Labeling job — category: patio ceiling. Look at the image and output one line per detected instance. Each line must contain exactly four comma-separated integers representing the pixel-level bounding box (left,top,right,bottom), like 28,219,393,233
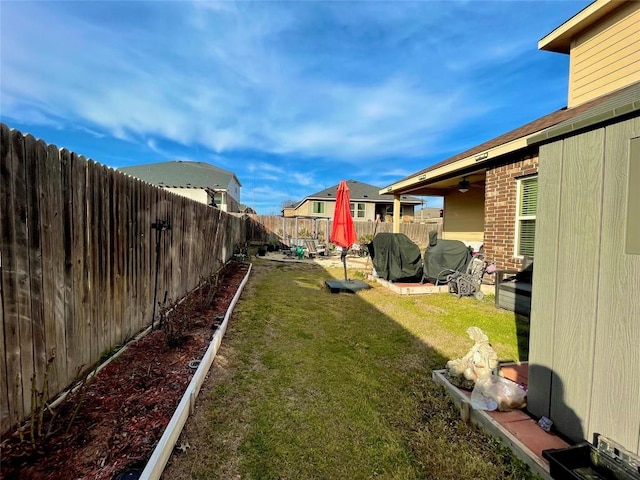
385,170,487,197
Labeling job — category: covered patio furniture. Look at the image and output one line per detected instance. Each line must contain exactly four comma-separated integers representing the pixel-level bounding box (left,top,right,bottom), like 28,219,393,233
422,231,472,284
369,233,423,283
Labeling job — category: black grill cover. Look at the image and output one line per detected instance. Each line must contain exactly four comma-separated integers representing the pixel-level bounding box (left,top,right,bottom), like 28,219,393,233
369,233,423,282
422,231,472,283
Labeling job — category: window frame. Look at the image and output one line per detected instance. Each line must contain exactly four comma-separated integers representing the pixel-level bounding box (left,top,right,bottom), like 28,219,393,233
514,175,538,258
350,202,366,219
312,201,325,214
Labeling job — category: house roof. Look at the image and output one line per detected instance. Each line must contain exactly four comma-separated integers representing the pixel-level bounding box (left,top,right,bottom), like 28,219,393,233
538,0,623,54
382,80,640,195
239,204,257,214
299,180,422,209
529,80,640,144
414,207,443,219
119,160,242,190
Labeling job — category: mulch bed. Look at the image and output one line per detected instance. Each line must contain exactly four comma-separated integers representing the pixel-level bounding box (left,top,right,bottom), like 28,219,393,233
0,261,250,480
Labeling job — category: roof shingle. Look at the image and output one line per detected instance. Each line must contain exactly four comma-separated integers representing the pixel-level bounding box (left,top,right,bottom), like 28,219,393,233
304,180,421,204
119,160,241,189
394,81,640,184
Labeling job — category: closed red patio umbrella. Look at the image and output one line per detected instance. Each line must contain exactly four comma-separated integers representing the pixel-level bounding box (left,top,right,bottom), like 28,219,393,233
330,180,358,281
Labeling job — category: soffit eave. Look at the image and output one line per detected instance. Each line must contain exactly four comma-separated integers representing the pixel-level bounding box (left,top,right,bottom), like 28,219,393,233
538,0,620,54
380,136,532,196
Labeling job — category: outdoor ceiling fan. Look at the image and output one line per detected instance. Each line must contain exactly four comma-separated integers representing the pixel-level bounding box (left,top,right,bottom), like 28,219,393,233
449,176,484,193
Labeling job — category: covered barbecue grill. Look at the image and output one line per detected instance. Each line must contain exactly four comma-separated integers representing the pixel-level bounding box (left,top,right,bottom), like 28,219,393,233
422,231,472,284
368,233,423,283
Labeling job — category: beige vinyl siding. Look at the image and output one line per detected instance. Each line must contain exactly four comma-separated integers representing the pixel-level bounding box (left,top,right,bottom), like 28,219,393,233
294,200,334,218
568,1,640,107
294,200,412,222
296,200,313,216
401,204,416,219
165,187,209,205
442,188,485,243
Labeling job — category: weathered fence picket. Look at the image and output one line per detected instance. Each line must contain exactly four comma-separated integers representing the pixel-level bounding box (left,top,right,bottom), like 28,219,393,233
247,214,442,248
1,121,442,434
0,124,247,434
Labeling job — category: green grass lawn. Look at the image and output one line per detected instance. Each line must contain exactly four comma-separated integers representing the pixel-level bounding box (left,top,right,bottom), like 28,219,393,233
162,259,536,480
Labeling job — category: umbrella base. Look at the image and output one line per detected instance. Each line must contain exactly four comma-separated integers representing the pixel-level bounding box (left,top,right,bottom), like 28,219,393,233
325,279,371,294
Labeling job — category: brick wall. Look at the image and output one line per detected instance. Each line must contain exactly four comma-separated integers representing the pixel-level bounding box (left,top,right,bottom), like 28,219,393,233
484,153,539,271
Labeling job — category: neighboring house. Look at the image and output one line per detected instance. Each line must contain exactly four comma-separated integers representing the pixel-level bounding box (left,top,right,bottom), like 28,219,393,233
281,202,297,218
119,160,242,213
383,0,640,455
239,204,257,214
286,180,422,222
381,0,639,272
414,207,443,222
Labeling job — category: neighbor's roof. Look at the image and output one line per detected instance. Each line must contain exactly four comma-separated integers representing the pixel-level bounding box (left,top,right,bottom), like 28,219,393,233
119,160,241,189
300,180,422,209
382,80,640,194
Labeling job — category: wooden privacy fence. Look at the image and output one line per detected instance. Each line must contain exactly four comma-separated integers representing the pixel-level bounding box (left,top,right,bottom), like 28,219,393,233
0,124,246,434
249,215,443,248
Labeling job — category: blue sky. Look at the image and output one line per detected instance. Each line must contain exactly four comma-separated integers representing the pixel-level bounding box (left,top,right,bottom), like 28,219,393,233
1,0,591,214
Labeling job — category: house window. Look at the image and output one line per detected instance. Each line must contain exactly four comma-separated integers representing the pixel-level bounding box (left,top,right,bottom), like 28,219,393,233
210,192,223,207
350,202,366,218
515,176,537,257
312,201,325,214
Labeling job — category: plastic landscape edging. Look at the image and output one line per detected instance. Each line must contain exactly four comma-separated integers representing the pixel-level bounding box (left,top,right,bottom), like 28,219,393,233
139,262,253,480
431,369,552,480
42,282,210,434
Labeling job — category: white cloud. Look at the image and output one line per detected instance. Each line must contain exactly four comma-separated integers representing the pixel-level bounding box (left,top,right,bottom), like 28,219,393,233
0,0,587,213
290,173,315,187
0,0,488,162
246,162,286,175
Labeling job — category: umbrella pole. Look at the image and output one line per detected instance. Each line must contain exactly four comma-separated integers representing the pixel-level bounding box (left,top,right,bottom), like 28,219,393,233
341,248,348,281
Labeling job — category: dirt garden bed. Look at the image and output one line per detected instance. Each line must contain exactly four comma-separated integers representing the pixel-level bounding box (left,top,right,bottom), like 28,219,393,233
0,261,250,480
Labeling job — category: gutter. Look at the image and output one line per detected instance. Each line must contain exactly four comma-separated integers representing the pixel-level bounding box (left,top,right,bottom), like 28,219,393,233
528,99,640,145
382,94,640,196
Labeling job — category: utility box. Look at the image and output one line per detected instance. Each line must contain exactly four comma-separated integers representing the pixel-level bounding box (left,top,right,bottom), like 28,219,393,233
543,434,640,480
